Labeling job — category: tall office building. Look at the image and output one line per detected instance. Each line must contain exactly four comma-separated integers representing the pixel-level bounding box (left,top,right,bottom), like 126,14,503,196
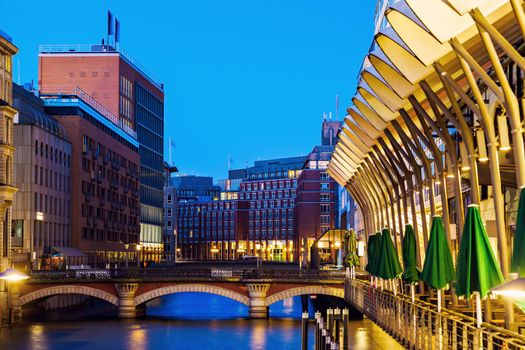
38,42,165,262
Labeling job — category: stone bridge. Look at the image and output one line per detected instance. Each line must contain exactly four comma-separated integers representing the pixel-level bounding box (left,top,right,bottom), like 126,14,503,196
13,268,345,320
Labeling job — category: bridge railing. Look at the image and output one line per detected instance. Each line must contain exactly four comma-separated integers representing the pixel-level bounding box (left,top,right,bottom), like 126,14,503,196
345,278,525,350
29,268,347,283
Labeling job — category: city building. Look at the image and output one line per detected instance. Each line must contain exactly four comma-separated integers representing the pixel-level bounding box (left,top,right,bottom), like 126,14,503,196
0,28,18,324
38,42,165,262
170,175,221,203
177,200,249,260
241,156,306,262
39,86,141,266
11,84,80,270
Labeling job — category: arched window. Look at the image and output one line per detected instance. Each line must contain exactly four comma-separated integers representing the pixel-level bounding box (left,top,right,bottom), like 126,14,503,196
45,145,48,159
35,140,38,155
50,147,53,161
40,142,43,156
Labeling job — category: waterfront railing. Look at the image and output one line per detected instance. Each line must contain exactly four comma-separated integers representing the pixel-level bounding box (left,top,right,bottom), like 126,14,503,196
345,278,525,350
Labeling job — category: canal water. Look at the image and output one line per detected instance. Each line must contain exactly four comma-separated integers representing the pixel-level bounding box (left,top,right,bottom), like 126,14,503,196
0,293,403,349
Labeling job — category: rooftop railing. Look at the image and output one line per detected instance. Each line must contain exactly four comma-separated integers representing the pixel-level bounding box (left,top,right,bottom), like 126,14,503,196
40,84,137,139
38,44,163,90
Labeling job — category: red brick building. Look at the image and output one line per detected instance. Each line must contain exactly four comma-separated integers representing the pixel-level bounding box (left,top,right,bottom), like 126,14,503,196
177,200,249,260
43,95,141,266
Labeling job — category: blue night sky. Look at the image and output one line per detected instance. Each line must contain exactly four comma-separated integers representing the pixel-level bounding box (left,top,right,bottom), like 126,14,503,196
1,1,376,181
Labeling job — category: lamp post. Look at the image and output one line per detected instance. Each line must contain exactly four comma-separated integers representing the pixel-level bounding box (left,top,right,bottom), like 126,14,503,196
136,244,142,268
124,244,129,268
173,228,177,265
0,268,29,325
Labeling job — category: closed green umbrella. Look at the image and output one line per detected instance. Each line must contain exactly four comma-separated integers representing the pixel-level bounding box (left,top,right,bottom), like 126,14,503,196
512,188,525,277
344,230,360,268
421,216,455,312
402,224,420,285
366,233,381,279
456,204,504,328
377,228,402,280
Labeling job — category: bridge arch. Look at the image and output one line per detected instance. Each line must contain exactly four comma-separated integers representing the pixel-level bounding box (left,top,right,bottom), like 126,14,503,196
16,285,119,307
265,286,344,306
134,284,251,306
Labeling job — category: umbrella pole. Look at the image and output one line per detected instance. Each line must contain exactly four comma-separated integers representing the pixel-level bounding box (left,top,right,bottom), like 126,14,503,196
475,292,482,329
437,289,442,313
411,284,415,303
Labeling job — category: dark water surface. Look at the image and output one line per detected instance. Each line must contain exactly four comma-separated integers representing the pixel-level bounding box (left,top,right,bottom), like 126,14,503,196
0,293,403,350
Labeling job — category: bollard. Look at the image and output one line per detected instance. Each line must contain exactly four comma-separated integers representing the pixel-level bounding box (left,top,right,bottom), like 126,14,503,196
327,308,333,334
325,335,331,350
301,311,309,350
334,308,341,342
322,328,328,350
342,308,349,350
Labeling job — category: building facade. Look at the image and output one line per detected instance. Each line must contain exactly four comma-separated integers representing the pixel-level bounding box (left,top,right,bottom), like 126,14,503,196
38,43,164,262
0,29,18,325
12,84,75,269
41,90,141,266
177,200,249,260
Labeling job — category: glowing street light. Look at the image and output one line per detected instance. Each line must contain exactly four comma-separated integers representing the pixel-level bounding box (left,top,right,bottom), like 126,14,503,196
0,268,29,282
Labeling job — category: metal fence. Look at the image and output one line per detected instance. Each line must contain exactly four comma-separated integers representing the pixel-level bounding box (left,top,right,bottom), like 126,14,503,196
345,279,525,349
29,268,347,283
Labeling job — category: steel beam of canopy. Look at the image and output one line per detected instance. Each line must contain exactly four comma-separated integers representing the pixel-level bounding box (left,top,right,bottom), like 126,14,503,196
385,128,430,248
357,167,386,229
392,119,437,218
365,157,400,253
377,137,422,268
346,182,371,234
354,175,380,232
450,57,511,283
372,146,408,239
403,101,456,253
418,86,466,238
471,11,525,188
363,158,392,233
351,179,376,234
424,77,481,204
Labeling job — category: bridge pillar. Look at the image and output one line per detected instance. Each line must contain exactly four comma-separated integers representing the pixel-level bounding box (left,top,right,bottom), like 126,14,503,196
247,283,270,319
115,283,139,318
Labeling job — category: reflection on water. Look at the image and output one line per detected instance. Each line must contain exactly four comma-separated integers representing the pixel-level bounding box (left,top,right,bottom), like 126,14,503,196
0,293,403,350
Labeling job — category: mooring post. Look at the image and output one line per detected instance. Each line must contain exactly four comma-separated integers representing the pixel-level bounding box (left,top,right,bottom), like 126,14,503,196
342,308,349,350
301,311,309,350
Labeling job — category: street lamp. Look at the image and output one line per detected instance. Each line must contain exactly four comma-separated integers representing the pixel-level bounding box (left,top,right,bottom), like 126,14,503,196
0,268,29,325
136,244,142,268
124,244,129,268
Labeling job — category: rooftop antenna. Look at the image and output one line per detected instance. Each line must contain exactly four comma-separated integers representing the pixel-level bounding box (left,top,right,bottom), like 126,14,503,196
329,111,332,120
323,112,327,120
335,94,339,120
168,138,175,166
